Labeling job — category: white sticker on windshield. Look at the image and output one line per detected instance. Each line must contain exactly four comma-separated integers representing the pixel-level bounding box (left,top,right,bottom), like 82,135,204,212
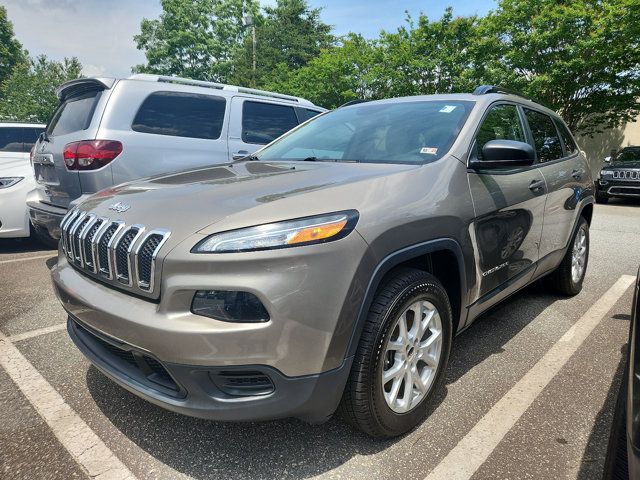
420,147,438,155
439,105,457,113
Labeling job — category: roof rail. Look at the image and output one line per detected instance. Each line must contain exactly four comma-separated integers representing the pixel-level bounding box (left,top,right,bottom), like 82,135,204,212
128,73,314,106
472,85,532,101
339,99,371,108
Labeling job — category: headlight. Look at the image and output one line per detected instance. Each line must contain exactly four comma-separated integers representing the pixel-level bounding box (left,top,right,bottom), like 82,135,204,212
0,177,23,189
600,170,613,177
192,210,359,253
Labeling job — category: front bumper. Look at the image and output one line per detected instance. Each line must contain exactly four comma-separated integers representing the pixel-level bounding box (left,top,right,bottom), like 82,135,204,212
596,179,640,198
68,315,352,423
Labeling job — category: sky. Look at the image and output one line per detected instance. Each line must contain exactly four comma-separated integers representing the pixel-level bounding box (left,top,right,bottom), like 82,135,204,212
2,0,496,79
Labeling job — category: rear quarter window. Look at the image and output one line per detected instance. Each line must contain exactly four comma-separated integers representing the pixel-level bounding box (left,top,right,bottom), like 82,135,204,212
242,101,299,144
0,127,44,153
47,91,101,136
132,91,226,140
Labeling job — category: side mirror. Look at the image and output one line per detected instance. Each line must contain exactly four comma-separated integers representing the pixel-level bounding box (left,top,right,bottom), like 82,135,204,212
603,156,611,163
470,140,536,169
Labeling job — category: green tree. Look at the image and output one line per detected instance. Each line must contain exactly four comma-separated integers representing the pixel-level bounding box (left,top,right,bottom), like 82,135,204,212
0,6,27,88
230,0,334,87
266,34,383,108
477,0,640,135
378,9,483,98
0,56,83,123
134,0,259,82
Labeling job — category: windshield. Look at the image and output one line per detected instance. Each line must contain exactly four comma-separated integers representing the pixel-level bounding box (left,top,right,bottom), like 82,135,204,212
614,147,640,163
256,100,475,165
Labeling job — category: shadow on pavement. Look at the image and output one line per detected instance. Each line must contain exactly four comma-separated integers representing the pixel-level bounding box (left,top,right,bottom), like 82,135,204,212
0,237,54,254
86,282,565,479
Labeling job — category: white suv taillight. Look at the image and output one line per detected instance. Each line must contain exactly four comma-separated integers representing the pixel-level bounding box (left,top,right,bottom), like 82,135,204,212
63,140,123,171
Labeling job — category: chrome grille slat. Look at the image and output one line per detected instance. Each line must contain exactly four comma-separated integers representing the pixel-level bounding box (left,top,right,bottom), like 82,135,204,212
69,212,90,264
60,212,170,295
134,230,171,291
114,226,146,286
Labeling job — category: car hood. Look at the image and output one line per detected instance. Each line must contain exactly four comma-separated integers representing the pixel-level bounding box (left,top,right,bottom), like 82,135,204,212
605,160,640,169
77,160,419,246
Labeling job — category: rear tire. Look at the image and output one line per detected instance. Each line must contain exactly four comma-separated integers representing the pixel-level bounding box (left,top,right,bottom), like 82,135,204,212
338,268,452,438
550,216,589,296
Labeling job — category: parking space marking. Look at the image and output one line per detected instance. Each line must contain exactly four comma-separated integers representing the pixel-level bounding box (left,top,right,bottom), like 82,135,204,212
424,274,636,480
0,253,55,265
8,322,67,342
0,330,137,480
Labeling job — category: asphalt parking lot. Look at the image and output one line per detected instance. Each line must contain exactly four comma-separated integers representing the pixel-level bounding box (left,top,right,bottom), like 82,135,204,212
1,199,639,480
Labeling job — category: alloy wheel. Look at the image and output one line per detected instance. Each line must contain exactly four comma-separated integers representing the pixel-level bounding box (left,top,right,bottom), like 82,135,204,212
381,300,443,413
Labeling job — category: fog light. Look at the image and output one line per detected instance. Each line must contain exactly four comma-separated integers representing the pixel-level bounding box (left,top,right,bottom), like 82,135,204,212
191,290,269,322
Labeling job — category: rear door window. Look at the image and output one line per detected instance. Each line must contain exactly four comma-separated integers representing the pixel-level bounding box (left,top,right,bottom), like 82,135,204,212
474,104,526,160
0,127,26,152
0,127,43,153
524,109,563,162
554,119,578,156
132,91,226,140
242,101,299,144
297,108,323,123
47,91,101,136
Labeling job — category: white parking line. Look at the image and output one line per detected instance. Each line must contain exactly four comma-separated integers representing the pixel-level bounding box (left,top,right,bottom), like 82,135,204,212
0,330,137,480
0,253,55,265
424,274,636,480
8,323,67,343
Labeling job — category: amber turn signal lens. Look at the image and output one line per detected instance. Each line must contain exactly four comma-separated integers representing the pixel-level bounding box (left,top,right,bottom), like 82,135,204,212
287,219,348,245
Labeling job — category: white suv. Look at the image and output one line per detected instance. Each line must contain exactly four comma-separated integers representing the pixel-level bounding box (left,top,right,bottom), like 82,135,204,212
0,122,45,239
28,74,325,245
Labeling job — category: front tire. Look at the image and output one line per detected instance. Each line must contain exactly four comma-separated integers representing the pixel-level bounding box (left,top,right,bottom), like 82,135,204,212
551,216,589,296
338,268,452,438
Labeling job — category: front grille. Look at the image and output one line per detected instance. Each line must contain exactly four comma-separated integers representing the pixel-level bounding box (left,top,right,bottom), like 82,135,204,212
612,170,640,180
60,209,170,295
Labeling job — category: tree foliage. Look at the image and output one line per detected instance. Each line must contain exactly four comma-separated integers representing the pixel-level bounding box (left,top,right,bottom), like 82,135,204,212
229,0,334,87
0,5,27,88
475,0,640,134
134,0,259,82
0,56,83,123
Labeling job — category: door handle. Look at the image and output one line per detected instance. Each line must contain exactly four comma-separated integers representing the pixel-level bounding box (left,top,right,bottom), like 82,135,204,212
571,169,583,180
529,179,545,192
232,150,249,160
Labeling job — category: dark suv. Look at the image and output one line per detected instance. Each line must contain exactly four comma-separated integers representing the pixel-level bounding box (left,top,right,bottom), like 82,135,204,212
596,146,640,203
51,86,594,437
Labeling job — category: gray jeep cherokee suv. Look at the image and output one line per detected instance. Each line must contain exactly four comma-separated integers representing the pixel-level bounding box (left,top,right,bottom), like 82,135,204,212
51,86,594,437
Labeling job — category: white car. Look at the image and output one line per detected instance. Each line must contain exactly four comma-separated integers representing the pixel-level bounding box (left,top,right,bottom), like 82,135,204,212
0,123,45,238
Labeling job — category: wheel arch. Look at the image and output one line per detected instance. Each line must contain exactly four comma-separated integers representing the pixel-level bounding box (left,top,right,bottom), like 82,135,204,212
345,238,467,358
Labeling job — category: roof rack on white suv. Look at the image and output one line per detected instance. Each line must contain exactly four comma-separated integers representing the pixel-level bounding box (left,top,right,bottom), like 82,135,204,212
128,73,313,106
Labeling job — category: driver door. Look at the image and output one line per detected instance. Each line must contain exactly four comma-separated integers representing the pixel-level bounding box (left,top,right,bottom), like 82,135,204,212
467,103,547,310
